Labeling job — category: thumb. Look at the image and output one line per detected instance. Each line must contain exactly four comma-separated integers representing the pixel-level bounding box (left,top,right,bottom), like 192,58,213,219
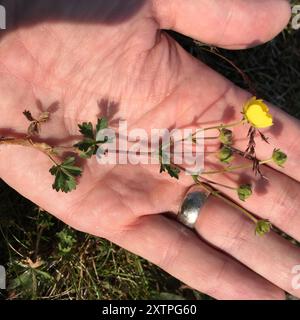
152,0,291,49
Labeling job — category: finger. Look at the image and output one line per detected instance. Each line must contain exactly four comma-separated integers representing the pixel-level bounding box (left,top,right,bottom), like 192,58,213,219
192,193,300,298
202,154,300,243
109,214,284,300
152,0,291,49
0,148,282,301
0,145,284,300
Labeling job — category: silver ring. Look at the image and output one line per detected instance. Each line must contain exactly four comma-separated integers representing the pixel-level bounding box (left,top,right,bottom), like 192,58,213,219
177,185,210,228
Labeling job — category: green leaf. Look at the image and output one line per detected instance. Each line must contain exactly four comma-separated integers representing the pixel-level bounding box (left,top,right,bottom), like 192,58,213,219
272,149,287,167
75,118,109,158
49,157,82,193
78,147,95,159
96,118,108,133
56,228,77,254
74,140,94,151
159,147,180,179
160,163,180,179
255,220,272,236
237,184,252,201
78,122,94,139
61,165,82,177
60,156,75,166
8,270,32,291
74,139,97,159
60,157,82,176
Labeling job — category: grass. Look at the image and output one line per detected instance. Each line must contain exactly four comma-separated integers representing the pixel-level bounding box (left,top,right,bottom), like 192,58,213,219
0,18,300,300
0,180,207,300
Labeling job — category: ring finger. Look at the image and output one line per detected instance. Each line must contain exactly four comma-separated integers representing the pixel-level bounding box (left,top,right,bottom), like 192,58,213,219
188,187,300,298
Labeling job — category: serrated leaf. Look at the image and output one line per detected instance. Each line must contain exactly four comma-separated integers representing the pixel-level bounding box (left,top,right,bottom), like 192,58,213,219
78,122,94,139
23,110,35,122
61,157,82,178
73,139,98,159
78,147,95,159
159,147,180,179
75,118,110,159
160,163,180,179
74,138,95,151
96,118,108,133
61,156,76,166
49,157,82,193
61,166,82,177
55,173,75,193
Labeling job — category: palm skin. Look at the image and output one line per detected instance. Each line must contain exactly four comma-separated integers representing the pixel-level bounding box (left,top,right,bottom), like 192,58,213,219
1,0,300,300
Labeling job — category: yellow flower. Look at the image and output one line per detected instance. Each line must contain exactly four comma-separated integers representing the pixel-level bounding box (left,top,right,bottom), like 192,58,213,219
243,97,273,128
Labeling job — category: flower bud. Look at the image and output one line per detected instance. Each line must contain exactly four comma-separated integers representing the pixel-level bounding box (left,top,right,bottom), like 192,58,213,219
272,149,287,167
237,184,252,201
219,128,233,145
255,220,272,236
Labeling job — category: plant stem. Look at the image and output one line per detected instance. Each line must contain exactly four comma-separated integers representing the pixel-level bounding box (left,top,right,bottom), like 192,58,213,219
196,181,258,224
196,46,257,96
161,133,219,151
0,137,58,165
201,158,273,175
186,119,245,145
202,119,245,132
170,162,237,191
198,176,237,191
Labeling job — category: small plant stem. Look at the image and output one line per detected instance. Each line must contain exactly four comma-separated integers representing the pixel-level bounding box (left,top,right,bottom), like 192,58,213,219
201,119,245,132
228,145,257,162
196,180,258,224
196,46,257,95
33,226,45,263
202,136,219,140
161,134,219,151
182,119,245,147
201,158,273,175
170,162,237,191
0,137,58,165
198,177,237,191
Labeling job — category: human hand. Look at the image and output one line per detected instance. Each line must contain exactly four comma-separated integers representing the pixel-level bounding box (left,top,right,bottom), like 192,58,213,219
0,0,298,300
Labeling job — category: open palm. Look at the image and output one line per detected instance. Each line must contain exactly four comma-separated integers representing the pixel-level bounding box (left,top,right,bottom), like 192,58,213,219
1,0,299,299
